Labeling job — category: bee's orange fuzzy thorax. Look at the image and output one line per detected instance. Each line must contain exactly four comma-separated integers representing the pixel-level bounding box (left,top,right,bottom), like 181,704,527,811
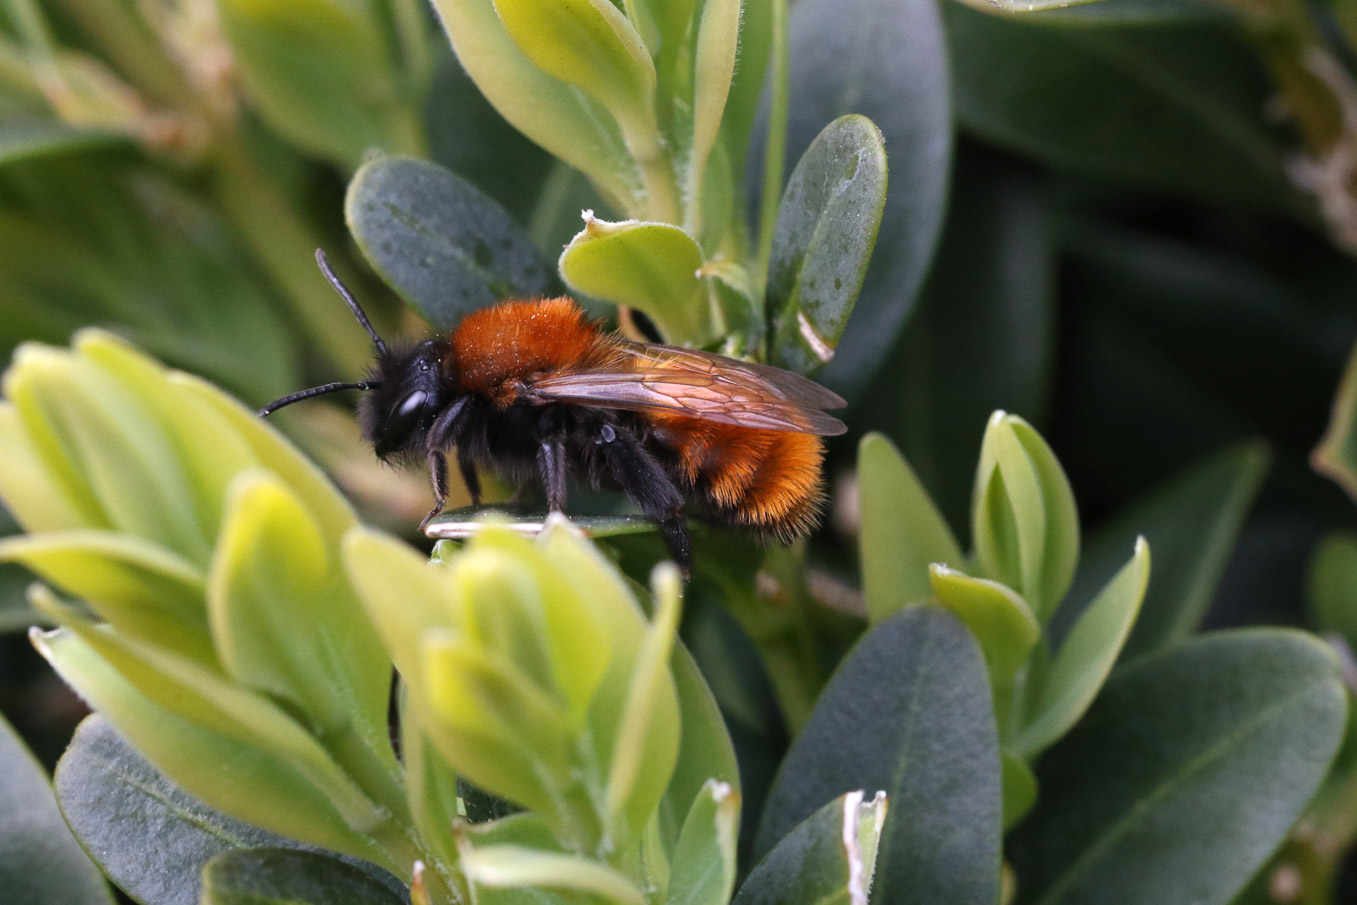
451,298,606,404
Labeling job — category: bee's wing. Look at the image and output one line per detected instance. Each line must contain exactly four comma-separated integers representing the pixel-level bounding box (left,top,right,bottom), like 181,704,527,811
523,343,847,436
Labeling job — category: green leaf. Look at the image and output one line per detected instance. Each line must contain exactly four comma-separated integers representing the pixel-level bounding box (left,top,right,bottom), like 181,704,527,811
208,471,392,745
1062,441,1268,660
1009,630,1347,905
756,605,1002,905
491,0,657,138
736,791,886,905
428,0,639,203
668,780,740,905
460,845,647,905
857,433,964,622
346,155,555,330
767,115,888,375
0,712,112,905
778,0,951,399
1013,538,1149,758
972,412,1079,622
929,565,1039,684
1000,750,1037,830
0,530,210,662
1315,339,1357,502
684,0,742,234
0,120,125,165
54,716,311,905
944,3,1302,214
605,564,683,841
201,848,408,905
558,214,709,342
35,623,390,864
1310,532,1357,651
661,633,741,853
217,0,422,168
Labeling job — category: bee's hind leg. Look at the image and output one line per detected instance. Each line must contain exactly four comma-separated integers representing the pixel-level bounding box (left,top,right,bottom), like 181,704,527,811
596,423,692,577
457,447,482,506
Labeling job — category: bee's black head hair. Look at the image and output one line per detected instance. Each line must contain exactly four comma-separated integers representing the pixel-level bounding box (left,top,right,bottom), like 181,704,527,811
359,339,451,461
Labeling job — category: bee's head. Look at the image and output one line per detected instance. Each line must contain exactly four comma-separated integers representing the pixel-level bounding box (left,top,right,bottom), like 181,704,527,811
259,250,456,460
359,340,450,461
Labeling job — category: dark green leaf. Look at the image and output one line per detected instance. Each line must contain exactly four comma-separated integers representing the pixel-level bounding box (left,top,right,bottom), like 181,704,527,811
346,156,555,330
735,792,886,905
1009,630,1347,905
54,716,304,905
945,4,1302,214
768,115,887,374
0,712,112,905
0,121,125,166
1309,531,1357,651
201,848,408,905
777,0,951,399
1057,442,1269,658
755,605,1002,905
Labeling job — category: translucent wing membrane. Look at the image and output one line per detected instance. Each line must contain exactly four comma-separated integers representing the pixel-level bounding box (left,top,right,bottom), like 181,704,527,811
524,342,847,436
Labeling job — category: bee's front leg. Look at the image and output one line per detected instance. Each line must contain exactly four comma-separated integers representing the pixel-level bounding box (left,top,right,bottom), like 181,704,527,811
420,449,448,532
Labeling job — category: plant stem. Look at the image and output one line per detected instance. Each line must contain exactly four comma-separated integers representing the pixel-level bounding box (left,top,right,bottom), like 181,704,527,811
754,0,788,296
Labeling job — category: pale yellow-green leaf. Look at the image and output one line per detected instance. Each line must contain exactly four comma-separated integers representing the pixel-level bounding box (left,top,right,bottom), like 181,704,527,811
174,372,358,540
492,0,656,137
0,531,209,663
929,565,1039,684
686,0,741,231
208,472,335,718
605,563,682,842
342,527,452,685
559,214,708,342
461,845,647,905
33,593,385,831
31,626,388,867
77,333,262,542
429,0,638,203
0,402,93,532
1013,537,1150,758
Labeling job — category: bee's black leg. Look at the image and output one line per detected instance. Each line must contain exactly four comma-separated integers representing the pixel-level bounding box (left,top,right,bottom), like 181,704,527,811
538,438,568,512
424,398,470,523
457,449,481,506
537,408,568,513
420,450,448,532
598,423,692,576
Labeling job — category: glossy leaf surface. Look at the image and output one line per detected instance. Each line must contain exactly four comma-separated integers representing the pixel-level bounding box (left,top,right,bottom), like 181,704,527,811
767,115,887,374
756,605,1001,905
346,155,554,330
1010,630,1346,905
779,0,951,399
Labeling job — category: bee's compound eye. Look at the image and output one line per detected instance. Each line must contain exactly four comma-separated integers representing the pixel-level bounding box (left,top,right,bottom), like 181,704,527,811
387,390,429,441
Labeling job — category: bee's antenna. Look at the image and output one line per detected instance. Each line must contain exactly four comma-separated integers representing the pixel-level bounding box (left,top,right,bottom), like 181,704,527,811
315,248,387,356
259,380,381,417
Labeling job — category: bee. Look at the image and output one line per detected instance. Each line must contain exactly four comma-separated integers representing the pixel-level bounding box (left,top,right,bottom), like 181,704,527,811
261,250,847,573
